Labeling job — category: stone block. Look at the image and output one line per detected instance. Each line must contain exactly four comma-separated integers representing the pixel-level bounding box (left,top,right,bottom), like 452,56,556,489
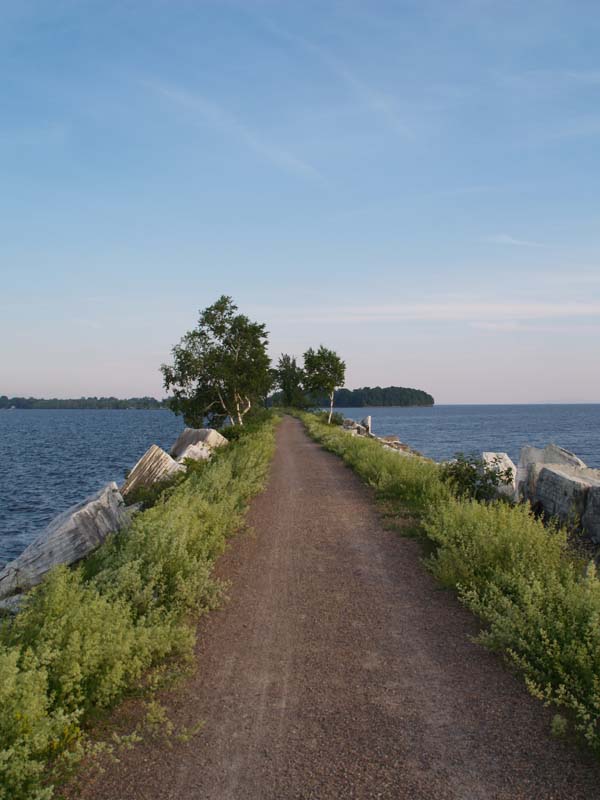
534,466,600,526
121,445,184,498
0,483,127,600
170,428,228,459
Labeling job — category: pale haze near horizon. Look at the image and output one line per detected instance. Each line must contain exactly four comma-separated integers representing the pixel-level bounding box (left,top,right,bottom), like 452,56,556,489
1,1,599,405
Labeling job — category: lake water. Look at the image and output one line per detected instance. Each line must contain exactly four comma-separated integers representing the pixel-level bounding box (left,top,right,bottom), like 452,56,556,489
0,404,599,564
0,410,184,565
337,404,600,467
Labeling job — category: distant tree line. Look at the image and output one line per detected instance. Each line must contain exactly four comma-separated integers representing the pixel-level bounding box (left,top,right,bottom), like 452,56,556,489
0,396,169,410
327,386,434,407
268,385,433,408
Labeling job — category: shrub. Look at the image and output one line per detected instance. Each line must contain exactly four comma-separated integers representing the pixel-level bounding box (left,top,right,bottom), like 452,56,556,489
310,410,345,426
440,452,514,502
0,414,278,799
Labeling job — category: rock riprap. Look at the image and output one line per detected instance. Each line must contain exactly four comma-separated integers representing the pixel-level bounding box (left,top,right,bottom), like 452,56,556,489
170,428,229,459
0,483,127,600
176,442,212,463
120,445,184,498
482,452,517,499
517,444,587,501
533,465,600,533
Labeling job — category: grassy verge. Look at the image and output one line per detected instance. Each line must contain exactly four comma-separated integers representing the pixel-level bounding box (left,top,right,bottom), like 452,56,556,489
0,414,278,800
295,410,600,754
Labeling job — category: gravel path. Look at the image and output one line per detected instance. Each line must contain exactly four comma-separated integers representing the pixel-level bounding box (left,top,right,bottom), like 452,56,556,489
81,416,600,799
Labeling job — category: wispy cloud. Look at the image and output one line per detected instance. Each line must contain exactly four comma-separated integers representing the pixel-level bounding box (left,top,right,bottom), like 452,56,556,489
145,80,323,180
496,69,600,92
262,20,411,137
263,301,600,324
471,321,600,334
482,233,546,247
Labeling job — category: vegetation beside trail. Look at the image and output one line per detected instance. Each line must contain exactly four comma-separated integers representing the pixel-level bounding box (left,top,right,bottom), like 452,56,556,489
0,414,278,800
296,411,600,755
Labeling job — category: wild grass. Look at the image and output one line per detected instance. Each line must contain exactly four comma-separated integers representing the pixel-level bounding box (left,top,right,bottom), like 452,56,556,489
0,415,277,800
296,411,600,753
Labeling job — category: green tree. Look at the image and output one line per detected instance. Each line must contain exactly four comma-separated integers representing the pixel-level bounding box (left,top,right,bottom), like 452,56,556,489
303,345,346,423
274,354,305,407
161,296,272,427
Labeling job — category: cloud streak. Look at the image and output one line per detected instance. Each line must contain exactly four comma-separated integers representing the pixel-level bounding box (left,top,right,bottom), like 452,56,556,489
262,20,411,137
482,233,546,247
145,80,323,180
262,301,600,324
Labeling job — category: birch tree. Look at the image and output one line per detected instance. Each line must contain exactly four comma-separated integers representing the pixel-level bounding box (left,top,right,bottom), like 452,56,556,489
161,296,272,427
303,346,346,423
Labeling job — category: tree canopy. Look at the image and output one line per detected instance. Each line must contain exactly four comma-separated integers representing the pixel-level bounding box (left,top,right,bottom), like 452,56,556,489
161,296,272,427
273,354,306,407
303,345,346,423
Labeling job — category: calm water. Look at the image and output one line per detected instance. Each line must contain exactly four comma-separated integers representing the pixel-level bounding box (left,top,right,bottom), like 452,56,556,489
337,404,600,468
0,409,183,565
1,405,599,564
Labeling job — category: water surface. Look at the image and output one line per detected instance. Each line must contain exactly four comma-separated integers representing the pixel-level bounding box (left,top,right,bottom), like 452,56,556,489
1,404,599,564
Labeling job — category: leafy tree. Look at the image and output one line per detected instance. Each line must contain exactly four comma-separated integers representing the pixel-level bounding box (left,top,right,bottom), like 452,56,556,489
303,345,346,424
274,354,306,407
161,296,272,427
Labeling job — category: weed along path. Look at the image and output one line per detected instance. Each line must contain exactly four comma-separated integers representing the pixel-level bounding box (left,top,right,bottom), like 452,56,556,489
81,416,600,800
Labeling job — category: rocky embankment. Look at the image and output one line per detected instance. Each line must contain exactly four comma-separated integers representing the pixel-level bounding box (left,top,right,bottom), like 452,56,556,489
341,415,600,544
0,427,229,609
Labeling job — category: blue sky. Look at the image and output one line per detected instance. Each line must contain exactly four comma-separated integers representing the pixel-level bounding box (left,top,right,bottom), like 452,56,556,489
1,0,599,403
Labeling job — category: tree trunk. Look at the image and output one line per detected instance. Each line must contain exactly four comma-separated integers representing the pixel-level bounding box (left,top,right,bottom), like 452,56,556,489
328,391,334,424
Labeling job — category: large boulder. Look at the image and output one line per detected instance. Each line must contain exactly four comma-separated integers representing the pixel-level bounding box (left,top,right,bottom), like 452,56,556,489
533,465,600,527
0,483,127,600
516,444,587,501
582,486,600,543
170,428,228,459
360,416,372,435
482,452,517,499
176,442,212,463
121,445,184,499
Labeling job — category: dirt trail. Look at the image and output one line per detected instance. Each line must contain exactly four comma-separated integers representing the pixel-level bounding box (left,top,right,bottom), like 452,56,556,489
82,416,600,799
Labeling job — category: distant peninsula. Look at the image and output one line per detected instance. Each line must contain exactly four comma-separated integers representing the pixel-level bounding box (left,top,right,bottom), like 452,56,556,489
292,386,434,408
0,396,168,410
330,386,434,407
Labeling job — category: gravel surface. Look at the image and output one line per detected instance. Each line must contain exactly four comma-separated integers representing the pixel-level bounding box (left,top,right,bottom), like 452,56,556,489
79,416,600,799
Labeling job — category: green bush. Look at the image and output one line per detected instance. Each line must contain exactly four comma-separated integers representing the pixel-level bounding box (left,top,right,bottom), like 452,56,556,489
296,410,600,753
0,415,277,799
440,452,514,502
310,410,345,426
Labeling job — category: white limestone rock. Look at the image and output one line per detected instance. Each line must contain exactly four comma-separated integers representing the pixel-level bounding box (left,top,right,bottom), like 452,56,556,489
517,444,587,501
582,486,600,543
482,452,517,499
0,595,25,615
121,445,184,499
170,428,228,459
0,483,127,600
176,442,212,463
533,465,600,526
